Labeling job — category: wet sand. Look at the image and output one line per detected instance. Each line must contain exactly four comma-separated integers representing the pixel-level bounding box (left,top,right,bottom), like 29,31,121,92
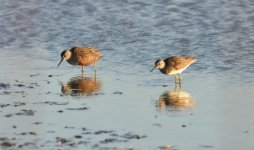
1,67,254,149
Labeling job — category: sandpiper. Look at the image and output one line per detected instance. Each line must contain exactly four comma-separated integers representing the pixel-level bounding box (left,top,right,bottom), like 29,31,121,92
58,46,102,72
150,56,197,85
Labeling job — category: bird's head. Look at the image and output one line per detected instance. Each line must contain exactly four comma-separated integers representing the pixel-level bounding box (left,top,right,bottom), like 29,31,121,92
57,49,71,67
150,59,165,72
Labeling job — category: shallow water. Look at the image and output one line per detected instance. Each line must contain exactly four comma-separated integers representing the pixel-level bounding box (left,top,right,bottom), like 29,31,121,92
1,0,254,149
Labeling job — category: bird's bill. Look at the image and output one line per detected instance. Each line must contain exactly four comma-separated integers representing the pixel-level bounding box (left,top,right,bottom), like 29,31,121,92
150,66,156,72
57,57,64,67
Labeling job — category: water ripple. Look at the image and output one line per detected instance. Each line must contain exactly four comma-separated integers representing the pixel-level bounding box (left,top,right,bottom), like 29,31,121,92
0,0,254,82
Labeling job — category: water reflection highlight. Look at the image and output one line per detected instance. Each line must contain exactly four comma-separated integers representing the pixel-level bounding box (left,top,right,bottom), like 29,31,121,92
157,90,195,111
61,75,101,96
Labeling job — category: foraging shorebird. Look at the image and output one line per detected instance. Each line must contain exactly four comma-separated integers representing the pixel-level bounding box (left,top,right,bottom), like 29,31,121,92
57,46,102,72
150,56,197,85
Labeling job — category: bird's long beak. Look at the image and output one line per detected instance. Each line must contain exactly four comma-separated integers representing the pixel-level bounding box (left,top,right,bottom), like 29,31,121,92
150,66,156,72
57,57,64,67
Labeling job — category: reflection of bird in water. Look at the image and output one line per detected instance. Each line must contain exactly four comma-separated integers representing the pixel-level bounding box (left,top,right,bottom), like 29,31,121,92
157,90,195,110
61,76,101,96
57,46,102,73
150,56,197,87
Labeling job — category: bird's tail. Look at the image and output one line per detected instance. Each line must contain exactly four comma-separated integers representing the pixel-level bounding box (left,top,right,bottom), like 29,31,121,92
188,56,197,63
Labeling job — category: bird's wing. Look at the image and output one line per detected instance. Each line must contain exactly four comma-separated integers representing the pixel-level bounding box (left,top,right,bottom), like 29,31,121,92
166,56,196,70
72,47,102,66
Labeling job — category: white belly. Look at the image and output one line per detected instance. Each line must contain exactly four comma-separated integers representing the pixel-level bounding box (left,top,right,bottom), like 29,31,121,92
167,65,190,75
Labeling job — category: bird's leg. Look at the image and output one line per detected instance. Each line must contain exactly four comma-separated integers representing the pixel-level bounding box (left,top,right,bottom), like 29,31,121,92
94,62,97,71
178,73,182,89
178,73,182,84
81,66,85,76
174,74,182,89
94,62,97,78
174,84,178,91
174,74,178,84
178,81,182,89
94,68,97,81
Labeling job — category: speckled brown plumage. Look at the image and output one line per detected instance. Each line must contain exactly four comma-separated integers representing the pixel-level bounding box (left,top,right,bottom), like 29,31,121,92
68,47,102,66
58,46,102,72
163,56,197,74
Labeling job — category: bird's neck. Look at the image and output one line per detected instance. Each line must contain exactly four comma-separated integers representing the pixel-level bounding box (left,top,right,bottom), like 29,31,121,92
158,61,165,69
65,51,72,60
159,62,172,74
159,67,168,74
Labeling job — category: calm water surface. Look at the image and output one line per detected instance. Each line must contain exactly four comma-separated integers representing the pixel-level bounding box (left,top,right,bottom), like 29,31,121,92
1,0,254,149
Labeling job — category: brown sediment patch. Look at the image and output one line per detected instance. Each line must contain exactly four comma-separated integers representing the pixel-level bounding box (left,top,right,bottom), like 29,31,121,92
16,109,36,116
0,137,16,148
47,130,55,133
29,82,40,87
120,132,147,140
99,138,127,144
74,135,82,139
14,82,39,88
18,142,37,149
91,131,146,149
4,114,12,117
94,130,114,135
34,101,69,106
56,137,69,144
29,73,40,77
64,126,75,129
0,103,10,108
82,131,92,135
0,83,10,90
5,109,36,117
47,74,60,78
0,81,40,97
66,107,89,111
0,82,30,97
0,125,147,149
20,132,37,136
1,91,26,97
152,123,162,127
55,136,90,147
14,83,26,87
0,102,25,108
13,102,26,107
200,145,215,148
1,141,16,147
33,122,43,125
113,91,123,95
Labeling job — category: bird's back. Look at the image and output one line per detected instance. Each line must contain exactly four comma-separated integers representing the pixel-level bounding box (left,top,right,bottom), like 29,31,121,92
163,56,197,74
69,47,102,66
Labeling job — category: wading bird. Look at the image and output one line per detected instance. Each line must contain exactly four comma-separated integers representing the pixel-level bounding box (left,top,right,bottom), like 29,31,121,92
150,56,197,86
58,46,102,73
